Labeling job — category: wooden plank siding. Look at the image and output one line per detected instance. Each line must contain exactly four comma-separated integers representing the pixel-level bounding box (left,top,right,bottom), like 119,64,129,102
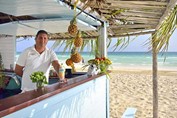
0,36,16,69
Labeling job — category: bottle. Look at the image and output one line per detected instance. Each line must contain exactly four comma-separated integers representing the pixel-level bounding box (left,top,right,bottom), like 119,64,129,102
58,63,65,80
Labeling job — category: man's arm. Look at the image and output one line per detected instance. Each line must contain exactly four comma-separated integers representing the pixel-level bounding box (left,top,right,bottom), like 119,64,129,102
14,64,24,77
52,60,67,82
52,60,61,73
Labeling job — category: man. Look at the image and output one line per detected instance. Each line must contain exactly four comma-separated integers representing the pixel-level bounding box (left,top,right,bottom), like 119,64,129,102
15,30,66,92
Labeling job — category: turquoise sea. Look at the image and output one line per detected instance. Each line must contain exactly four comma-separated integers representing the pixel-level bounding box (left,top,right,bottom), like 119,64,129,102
16,52,177,70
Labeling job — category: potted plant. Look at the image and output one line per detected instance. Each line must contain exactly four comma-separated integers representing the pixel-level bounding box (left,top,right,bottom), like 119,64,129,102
87,57,112,74
0,52,4,71
30,71,48,89
0,52,6,93
0,73,6,93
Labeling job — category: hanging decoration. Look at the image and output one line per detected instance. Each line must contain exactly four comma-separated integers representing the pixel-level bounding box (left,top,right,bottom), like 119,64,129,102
74,31,83,47
65,31,83,73
68,17,78,36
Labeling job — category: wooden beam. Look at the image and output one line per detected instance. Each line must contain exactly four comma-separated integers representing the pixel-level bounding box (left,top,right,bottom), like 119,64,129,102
50,36,98,40
93,3,166,10
50,31,155,40
126,9,163,16
108,30,155,38
107,0,167,6
127,9,163,16
115,16,160,22
121,12,161,19
109,24,156,29
112,28,154,34
108,18,159,24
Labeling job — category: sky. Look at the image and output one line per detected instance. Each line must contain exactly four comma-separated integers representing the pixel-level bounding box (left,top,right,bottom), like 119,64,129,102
16,29,177,52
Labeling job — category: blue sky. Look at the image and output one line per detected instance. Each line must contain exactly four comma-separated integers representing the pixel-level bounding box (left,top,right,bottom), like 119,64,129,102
16,29,177,52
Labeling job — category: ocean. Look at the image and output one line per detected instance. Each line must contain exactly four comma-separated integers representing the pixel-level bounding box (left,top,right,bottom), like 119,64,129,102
16,52,177,70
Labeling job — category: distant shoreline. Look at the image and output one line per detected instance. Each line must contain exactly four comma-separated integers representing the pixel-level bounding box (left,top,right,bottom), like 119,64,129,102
16,51,177,53
16,52,177,71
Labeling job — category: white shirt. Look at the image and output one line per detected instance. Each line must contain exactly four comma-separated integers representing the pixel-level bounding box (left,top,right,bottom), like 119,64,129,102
16,46,58,91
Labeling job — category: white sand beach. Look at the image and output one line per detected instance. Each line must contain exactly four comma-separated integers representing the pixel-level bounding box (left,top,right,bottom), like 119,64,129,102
75,64,177,117
109,67,177,118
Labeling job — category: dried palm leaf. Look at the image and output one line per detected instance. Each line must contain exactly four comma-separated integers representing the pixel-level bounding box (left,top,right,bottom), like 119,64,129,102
150,5,177,52
75,0,106,17
112,36,136,52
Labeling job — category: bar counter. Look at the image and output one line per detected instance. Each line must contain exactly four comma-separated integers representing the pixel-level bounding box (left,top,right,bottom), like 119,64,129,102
0,73,109,118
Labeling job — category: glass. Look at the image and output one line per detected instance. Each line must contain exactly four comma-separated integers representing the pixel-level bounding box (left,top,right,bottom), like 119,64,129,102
58,68,65,80
10,64,13,70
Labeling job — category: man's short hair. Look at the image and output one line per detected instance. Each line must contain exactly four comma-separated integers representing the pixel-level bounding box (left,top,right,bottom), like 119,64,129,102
35,30,49,39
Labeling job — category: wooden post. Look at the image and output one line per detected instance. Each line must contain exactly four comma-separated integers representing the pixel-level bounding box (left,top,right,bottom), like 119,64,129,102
97,22,109,118
97,22,108,58
152,34,158,118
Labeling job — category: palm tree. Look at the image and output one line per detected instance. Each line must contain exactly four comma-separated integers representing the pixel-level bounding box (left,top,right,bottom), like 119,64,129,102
150,5,177,118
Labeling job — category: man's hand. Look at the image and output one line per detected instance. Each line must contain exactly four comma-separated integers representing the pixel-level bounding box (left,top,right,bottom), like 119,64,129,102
59,78,67,83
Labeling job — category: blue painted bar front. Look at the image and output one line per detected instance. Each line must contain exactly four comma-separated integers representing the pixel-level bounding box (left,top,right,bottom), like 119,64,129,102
1,75,109,118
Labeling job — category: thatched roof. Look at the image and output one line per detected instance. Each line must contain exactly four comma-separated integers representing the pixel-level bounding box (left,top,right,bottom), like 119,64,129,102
0,0,176,40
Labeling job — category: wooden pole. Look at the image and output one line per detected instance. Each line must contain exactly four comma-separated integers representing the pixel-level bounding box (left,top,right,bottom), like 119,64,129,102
152,34,158,118
97,22,108,58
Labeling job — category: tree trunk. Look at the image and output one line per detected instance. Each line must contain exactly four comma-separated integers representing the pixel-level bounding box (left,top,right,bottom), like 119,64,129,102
152,36,158,118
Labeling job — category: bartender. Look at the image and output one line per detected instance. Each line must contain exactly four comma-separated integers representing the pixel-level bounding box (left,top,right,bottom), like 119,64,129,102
14,30,67,92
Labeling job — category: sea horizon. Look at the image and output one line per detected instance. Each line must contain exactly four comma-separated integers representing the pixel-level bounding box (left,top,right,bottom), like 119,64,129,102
16,51,177,71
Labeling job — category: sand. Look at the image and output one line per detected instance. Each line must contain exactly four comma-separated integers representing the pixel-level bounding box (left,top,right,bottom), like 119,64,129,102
109,68,177,118
75,64,177,118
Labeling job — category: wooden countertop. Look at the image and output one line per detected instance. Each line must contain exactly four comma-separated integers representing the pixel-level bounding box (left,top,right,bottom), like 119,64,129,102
0,73,104,117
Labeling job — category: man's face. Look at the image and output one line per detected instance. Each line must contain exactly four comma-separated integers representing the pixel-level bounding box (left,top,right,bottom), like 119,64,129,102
35,33,48,47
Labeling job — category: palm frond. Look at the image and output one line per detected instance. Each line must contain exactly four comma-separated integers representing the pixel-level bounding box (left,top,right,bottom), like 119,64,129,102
80,39,90,52
107,38,112,48
151,5,177,52
112,36,136,52
95,37,100,57
51,39,74,53
63,39,74,53
51,40,63,50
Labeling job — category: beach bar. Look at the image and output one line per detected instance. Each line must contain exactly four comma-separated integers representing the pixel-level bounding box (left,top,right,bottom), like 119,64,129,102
0,0,111,117
0,0,177,118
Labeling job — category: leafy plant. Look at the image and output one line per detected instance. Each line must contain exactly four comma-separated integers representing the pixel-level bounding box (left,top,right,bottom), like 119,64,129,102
0,52,5,90
0,73,6,89
85,57,112,74
0,52,4,70
30,71,48,88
